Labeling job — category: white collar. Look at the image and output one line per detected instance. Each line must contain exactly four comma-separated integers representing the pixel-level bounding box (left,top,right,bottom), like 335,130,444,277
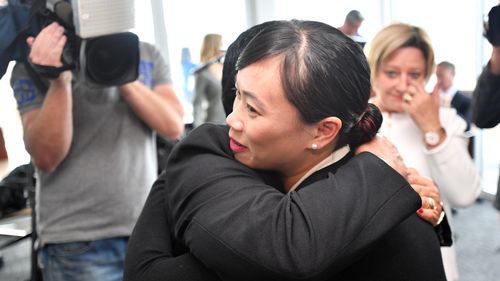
439,85,458,99
288,145,350,192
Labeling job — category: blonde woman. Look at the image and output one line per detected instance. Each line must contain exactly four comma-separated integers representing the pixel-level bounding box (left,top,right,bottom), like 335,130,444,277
367,23,481,281
192,33,226,127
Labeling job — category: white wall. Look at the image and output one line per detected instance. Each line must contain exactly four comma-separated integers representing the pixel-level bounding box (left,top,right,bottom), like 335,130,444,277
265,0,493,91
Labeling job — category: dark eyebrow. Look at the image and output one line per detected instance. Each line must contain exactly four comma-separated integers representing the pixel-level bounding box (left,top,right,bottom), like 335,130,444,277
235,83,267,111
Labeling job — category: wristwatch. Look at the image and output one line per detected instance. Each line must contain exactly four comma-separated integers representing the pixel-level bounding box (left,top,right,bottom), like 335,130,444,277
424,128,445,146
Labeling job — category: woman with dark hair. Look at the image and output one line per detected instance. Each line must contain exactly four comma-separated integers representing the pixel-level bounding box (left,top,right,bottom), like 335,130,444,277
124,20,445,281
221,20,441,225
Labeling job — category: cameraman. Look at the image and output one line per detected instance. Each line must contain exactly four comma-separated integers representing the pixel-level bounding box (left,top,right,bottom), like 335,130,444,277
472,4,500,215
9,21,184,281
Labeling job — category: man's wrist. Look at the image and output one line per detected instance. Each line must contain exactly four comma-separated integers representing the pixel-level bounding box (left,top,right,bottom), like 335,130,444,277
490,47,500,75
49,70,72,86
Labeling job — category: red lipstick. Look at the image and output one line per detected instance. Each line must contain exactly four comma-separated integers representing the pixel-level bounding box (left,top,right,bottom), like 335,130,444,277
229,138,247,153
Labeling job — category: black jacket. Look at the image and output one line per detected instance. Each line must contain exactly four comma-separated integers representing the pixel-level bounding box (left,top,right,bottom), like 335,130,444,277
451,90,472,130
124,124,446,281
472,65,500,128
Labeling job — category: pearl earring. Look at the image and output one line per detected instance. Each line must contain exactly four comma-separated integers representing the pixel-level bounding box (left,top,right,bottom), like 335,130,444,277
311,143,318,151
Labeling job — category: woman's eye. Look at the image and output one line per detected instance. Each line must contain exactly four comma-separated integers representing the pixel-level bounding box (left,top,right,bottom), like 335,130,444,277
385,71,398,78
234,88,259,115
246,104,258,114
409,72,421,80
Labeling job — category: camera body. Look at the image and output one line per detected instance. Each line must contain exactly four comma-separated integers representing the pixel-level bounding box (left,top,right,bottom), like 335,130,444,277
42,0,139,86
1,0,139,87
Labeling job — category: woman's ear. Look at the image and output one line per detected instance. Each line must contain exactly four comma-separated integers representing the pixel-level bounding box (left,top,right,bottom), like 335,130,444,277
313,117,342,147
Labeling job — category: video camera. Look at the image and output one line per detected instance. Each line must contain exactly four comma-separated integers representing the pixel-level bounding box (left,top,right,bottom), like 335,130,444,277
0,0,139,87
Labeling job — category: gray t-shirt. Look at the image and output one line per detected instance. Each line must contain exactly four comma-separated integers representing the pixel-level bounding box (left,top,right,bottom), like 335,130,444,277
10,42,171,245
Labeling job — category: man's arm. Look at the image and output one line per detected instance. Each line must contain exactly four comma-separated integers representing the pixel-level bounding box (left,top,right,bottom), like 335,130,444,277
21,72,73,172
119,81,184,140
19,22,73,172
472,47,500,128
119,42,184,140
472,4,500,128
490,47,500,75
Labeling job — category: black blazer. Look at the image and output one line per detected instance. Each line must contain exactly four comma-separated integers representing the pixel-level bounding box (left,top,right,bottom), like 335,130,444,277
472,66,500,128
124,124,446,281
451,91,472,130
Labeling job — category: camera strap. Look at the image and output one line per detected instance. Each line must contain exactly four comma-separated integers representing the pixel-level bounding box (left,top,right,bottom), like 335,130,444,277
28,62,73,80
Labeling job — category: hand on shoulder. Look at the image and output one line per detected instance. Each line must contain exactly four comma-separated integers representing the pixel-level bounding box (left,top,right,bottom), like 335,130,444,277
355,135,408,178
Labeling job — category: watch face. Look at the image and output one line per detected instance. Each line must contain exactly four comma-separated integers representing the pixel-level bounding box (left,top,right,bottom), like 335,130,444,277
425,131,440,145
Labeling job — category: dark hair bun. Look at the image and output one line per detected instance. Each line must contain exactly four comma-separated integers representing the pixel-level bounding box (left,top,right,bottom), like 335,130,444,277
347,103,383,148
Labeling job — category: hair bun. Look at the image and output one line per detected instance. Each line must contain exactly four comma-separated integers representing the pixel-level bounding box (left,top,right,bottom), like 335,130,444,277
347,103,383,148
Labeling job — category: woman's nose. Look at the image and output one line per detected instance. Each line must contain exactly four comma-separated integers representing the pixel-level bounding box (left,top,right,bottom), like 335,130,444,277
226,111,243,131
396,74,409,92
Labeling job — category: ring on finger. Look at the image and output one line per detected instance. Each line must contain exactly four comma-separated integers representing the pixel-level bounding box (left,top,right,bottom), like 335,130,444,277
427,197,436,210
403,93,413,103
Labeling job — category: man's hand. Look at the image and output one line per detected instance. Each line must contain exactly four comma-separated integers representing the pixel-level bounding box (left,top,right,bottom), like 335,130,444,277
27,22,67,67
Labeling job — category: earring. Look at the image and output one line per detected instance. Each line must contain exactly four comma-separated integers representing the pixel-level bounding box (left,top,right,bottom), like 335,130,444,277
311,143,318,151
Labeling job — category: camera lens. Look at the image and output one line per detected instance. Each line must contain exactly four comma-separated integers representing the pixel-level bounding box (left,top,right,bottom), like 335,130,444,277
84,32,139,86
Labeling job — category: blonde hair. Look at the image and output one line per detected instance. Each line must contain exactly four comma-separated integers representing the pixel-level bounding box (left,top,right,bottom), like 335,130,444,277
366,23,435,84
200,33,223,63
